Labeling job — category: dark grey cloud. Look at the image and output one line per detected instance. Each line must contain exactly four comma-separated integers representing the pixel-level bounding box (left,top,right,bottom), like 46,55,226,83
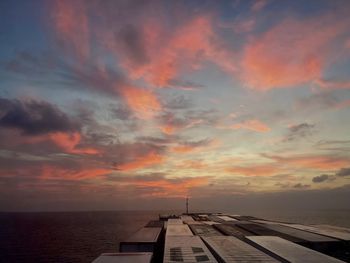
336,167,350,177
2,51,127,97
137,135,180,145
315,140,350,152
156,109,219,133
0,97,79,135
312,174,330,183
164,95,193,110
167,79,205,90
117,24,149,65
295,92,340,111
317,140,350,146
284,123,315,142
293,183,310,189
179,138,213,148
110,105,135,121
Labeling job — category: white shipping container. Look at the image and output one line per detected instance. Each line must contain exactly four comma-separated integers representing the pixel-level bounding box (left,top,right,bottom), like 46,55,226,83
92,252,153,263
164,236,217,263
278,223,350,241
202,236,277,262
167,218,183,225
166,224,193,237
247,236,345,263
217,216,237,222
119,227,162,252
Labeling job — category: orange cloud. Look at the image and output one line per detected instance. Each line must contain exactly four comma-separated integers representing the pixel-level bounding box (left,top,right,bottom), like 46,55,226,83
120,86,161,119
130,176,210,198
170,139,221,154
159,119,202,135
226,164,279,176
41,165,112,180
160,124,176,135
117,151,165,171
241,16,347,90
264,154,350,171
231,119,270,132
120,16,235,88
171,145,196,154
20,132,100,155
49,132,100,155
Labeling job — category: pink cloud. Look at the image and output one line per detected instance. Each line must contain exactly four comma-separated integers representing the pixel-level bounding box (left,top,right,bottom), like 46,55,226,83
20,131,100,155
241,15,349,90
117,15,236,88
49,132,100,155
116,151,165,171
264,154,350,171
230,119,270,132
41,165,112,180
120,86,161,119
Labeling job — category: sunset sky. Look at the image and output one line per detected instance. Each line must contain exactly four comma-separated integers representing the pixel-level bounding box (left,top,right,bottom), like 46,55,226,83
1,0,350,211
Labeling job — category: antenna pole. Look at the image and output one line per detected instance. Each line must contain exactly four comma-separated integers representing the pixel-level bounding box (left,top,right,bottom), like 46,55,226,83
186,196,189,214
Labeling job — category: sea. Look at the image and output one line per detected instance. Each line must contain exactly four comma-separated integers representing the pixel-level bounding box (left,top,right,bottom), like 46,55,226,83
1,209,350,263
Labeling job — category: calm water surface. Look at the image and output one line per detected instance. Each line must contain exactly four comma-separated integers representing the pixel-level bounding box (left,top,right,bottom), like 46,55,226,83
0,209,349,263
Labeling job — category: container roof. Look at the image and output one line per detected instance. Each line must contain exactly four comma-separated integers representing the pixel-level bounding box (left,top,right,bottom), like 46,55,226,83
125,227,162,243
92,253,153,263
247,236,344,263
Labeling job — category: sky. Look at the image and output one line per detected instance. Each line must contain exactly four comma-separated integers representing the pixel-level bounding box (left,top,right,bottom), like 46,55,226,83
0,0,350,212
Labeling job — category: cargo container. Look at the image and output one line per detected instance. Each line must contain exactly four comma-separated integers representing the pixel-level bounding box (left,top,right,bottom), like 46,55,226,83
247,236,345,263
278,223,350,241
164,236,217,263
202,221,220,225
167,218,183,225
314,225,350,234
92,252,153,263
181,215,195,224
202,236,278,262
120,227,162,253
214,224,253,238
189,224,223,237
166,224,193,237
261,223,337,243
236,223,304,243
145,220,165,228
208,215,226,223
231,215,260,221
217,216,237,222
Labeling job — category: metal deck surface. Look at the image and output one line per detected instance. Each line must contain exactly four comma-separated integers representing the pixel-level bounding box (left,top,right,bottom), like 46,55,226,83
167,218,183,225
125,227,162,243
259,223,337,243
189,224,223,237
278,223,350,241
92,253,153,263
217,215,237,222
203,236,278,263
247,236,345,263
214,224,253,238
166,224,193,237
236,223,304,243
164,236,217,263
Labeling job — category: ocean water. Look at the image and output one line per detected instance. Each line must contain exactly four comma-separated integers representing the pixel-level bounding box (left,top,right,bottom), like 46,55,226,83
0,209,349,263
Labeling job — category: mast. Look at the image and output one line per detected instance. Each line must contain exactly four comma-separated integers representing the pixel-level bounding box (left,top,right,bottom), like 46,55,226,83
186,196,189,214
